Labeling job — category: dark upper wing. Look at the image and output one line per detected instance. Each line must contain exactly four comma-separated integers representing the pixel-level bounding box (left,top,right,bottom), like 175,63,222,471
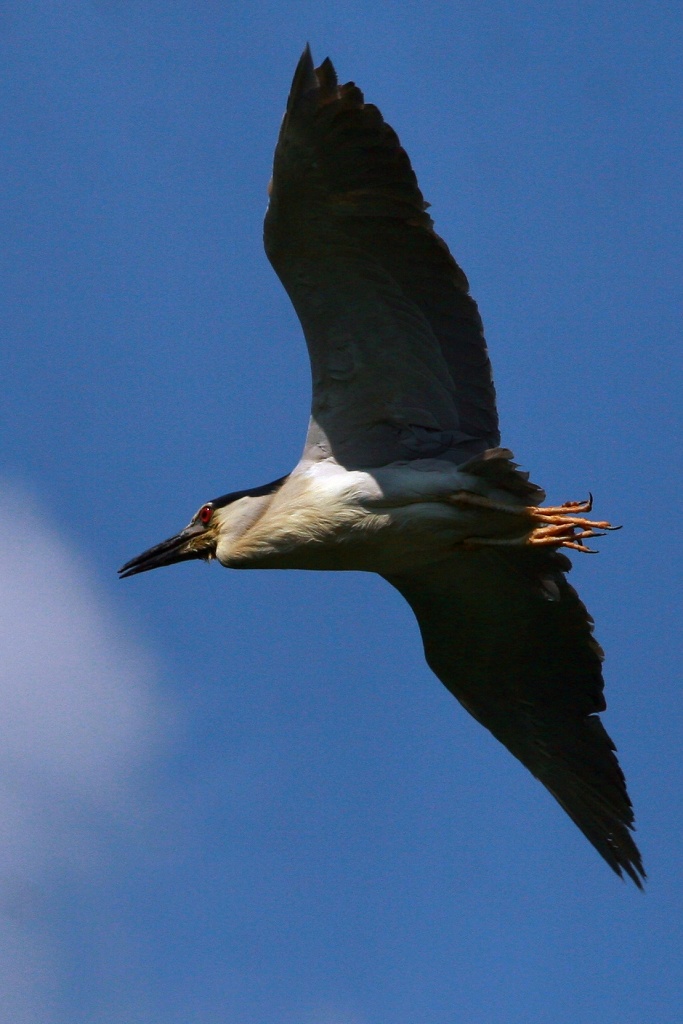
384,548,644,886
264,47,499,469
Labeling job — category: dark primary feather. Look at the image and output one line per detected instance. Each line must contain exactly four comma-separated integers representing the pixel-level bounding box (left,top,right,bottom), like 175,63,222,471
265,47,499,468
384,542,644,887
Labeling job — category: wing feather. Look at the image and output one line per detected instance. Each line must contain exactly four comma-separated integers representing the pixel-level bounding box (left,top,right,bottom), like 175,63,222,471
265,47,499,468
384,548,645,887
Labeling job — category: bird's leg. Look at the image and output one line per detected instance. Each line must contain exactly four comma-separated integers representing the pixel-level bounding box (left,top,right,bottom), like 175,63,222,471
448,492,619,554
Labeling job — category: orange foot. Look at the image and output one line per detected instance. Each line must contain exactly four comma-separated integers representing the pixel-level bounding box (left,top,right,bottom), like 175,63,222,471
526,495,620,552
449,492,620,553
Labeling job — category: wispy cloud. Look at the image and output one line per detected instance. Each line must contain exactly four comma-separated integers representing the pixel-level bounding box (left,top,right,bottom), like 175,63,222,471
0,483,166,1023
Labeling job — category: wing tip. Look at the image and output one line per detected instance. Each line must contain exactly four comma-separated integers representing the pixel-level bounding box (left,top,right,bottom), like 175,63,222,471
604,831,646,889
286,47,358,123
548,751,646,889
287,44,318,114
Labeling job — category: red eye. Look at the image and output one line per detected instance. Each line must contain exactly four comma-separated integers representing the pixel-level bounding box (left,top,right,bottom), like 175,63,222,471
198,505,213,525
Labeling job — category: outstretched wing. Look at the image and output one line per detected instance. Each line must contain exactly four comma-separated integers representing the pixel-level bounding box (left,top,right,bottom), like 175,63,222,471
264,47,499,469
384,547,645,886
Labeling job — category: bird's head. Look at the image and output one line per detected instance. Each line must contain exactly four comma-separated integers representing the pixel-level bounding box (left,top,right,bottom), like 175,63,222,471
118,477,286,578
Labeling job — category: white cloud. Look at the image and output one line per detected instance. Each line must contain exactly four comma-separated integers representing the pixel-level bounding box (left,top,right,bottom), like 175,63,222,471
0,482,167,1022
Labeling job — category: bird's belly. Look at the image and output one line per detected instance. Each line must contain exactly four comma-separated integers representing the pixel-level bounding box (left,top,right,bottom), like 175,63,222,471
225,486,519,573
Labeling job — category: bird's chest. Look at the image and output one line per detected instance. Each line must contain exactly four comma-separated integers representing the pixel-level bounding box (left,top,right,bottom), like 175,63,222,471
222,469,481,573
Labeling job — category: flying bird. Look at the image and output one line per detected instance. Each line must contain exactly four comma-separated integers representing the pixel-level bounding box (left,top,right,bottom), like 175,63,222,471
120,48,644,886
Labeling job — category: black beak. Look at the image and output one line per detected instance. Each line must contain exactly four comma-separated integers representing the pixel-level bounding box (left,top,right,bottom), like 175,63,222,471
118,522,208,579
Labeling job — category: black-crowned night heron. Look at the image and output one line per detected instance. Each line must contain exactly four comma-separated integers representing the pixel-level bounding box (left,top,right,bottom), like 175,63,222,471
120,48,644,887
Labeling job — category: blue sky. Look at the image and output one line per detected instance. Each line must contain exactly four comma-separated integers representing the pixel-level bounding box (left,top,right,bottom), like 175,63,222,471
2,2,682,1021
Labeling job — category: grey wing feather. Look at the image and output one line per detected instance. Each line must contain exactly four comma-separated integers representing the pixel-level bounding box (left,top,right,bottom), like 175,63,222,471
265,47,499,469
384,548,645,887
